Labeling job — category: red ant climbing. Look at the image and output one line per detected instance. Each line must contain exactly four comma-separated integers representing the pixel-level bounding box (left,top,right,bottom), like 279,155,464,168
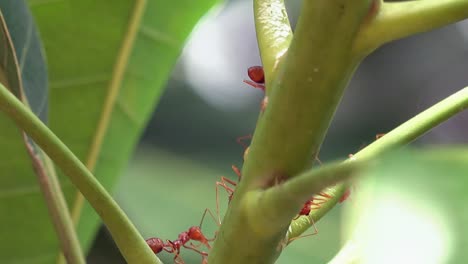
294,198,323,220
243,66,268,111
293,190,339,220
146,209,217,264
243,66,265,91
285,192,339,247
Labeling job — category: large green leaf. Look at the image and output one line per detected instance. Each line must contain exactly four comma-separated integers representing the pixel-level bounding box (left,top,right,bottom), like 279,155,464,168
0,1,57,263
342,148,468,263
0,0,220,262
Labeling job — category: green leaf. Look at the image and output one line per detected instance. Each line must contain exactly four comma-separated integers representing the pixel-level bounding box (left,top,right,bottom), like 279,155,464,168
0,1,65,263
342,148,468,263
0,0,220,262
1,0,47,120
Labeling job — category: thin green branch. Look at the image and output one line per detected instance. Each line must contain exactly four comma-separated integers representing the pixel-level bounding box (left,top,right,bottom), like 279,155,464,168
287,86,468,239
253,0,292,89
209,1,373,263
244,159,366,236
0,83,160,264
23,135,85,264
355,0,468,54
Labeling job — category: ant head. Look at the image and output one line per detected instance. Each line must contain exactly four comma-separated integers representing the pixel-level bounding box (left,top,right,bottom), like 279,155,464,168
145,237,164,253
247,66,265,84
188,226,204,241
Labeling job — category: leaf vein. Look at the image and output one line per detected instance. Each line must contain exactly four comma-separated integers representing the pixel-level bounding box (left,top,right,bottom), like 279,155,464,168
139,25,178,46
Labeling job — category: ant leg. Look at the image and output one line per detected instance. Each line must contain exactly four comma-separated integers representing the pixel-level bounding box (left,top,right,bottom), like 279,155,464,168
174,254,184,264
170,246,184,264
231,165,242,181
200,208,221,231
317,191,333,200
287,218,319,245
162,241,175,254
236,134,252,150
215,177,236,224
243,79,266,91
310,202,323,210
183,243,209,256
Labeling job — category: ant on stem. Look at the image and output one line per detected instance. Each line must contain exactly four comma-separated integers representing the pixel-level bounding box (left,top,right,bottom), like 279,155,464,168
243,66,265,91
146,209,217,264
244,66,268,111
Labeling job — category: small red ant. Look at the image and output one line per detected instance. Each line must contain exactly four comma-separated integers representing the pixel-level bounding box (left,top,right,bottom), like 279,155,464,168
293,190,337,220
145,209,217,263
293,198,324,220
285,192,338,247
243,66,268,111
243,66,265,91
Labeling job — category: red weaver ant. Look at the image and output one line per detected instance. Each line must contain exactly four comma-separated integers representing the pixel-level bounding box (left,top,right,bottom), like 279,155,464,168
293,190,338,220
243,66,265,91
145,209,217,264
284,192,337,247
243,66,268,111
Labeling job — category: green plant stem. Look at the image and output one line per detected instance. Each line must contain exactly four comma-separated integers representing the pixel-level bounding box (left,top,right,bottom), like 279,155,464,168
355,0,468,54
287,86,468,239
253,0,292,89
209,1,373,263
0,83,160,264
23,135,85,264
245,159,366,236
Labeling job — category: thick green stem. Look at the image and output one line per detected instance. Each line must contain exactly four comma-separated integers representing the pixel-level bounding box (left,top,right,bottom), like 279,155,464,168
0,83,160,264
355,0,468,54
209,1,373,263
287,86,468,239
253,0,292,89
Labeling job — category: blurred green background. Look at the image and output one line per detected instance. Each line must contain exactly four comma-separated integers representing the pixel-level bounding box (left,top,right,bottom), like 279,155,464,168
85,0,468,263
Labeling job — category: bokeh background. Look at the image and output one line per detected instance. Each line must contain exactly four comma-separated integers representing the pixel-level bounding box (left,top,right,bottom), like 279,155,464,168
87,0,468,262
